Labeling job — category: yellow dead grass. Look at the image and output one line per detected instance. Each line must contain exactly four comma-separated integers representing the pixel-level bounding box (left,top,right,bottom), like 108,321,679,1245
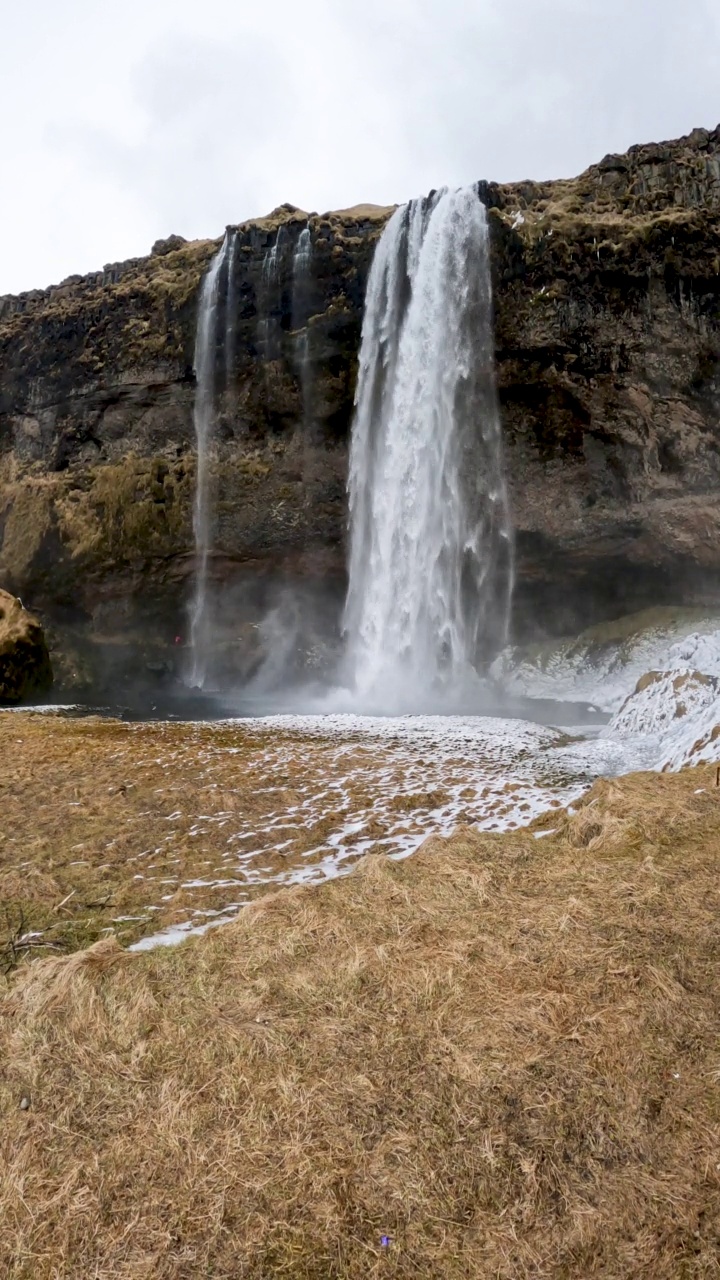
1,714,567,957
0,714,396,954
2,764,720,1277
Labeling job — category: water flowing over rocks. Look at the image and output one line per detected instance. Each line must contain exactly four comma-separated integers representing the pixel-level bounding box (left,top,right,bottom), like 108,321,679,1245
343,189,512,708
2,127,720,692
188,231,233,689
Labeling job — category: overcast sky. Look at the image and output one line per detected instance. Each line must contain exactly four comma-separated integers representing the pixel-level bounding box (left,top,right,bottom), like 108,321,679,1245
2,0,719,294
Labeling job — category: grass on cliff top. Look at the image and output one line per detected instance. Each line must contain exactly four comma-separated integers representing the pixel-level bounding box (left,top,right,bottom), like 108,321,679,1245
2,764,720,1278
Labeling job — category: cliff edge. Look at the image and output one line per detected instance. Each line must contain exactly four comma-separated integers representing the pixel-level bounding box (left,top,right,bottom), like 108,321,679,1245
1,129,720,690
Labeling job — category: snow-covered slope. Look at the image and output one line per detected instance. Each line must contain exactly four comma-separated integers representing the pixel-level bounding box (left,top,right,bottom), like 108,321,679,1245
492,611,720,714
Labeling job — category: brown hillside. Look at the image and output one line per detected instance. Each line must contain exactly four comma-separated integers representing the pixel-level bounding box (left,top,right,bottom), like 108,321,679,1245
1,765,719,1277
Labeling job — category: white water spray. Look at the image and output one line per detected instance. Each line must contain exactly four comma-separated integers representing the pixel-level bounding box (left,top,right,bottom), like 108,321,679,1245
188,233,232,688
343,187,513,709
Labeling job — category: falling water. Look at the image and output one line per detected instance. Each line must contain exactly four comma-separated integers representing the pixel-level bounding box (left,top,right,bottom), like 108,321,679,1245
258,226,284,359
343,187,514,710
188,232,232,689
294,226,312,277
293,226,313,433
224,229,238,387
263,224,283,281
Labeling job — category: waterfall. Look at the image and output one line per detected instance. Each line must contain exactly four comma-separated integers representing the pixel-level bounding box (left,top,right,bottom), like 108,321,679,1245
263,224,283,281
188,232,232,689
258,226,284,360
294,226,312,277
224,229,237,388
293,226,313,435
343,187,513,710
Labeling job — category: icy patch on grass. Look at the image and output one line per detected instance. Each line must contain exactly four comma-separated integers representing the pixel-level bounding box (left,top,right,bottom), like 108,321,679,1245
128,910,242,951
115,655,720,952
128,714,594,950
0,704,81,715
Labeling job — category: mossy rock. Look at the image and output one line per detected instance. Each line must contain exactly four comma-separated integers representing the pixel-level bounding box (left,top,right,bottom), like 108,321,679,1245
0,589,53,704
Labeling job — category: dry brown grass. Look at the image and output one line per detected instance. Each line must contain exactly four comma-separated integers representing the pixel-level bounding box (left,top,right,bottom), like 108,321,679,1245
2,763,720,1277
1,714,369,956
0,713,572,958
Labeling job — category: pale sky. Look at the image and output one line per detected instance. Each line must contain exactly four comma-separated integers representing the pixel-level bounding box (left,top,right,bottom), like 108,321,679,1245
2,0,719,295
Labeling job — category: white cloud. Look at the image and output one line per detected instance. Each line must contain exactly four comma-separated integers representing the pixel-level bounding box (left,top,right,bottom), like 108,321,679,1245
1,0,719,293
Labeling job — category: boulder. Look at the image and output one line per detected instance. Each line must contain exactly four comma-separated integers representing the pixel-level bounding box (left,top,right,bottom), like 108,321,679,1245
0,590,53,704
609,668,720,736
150,233,187,256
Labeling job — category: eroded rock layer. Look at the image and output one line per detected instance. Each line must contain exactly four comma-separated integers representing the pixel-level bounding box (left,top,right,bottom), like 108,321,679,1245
1,128,720,692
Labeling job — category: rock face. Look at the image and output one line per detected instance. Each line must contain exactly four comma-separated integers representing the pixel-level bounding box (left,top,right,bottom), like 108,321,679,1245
1,128,720,691
0,589,53,703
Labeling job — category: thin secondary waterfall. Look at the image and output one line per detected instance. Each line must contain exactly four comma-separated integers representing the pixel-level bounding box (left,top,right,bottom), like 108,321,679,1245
293,226,313,434
294,226,312,276
263,224,283,281
259,226,284,360
224,229,238,387
188,232,232,689
343,186,513,709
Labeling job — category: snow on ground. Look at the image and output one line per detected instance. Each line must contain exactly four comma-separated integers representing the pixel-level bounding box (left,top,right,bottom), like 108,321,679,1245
128,714,593,950
608,670,720,738
491,613,720,713
131,662,720,952
601,668,720,771
13,618,720,952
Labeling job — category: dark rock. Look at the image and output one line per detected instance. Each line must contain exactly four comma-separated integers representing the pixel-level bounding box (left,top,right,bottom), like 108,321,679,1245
151,234,188,257
687,128,710,149
597,154,629,172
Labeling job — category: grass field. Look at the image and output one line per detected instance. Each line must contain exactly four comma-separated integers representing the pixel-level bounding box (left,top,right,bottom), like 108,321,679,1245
0,712,576,959
2,756,719,1277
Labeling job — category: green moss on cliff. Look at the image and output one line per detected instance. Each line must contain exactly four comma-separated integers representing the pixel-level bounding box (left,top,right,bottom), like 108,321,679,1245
56,454,195,562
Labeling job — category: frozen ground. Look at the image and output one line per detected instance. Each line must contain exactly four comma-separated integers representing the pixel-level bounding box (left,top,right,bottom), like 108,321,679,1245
129,713,588,949
6,614,720,952
133,645,720,951
491,610,720,713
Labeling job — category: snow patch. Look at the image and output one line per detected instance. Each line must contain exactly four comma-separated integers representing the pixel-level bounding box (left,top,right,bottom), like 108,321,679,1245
492,619,720,714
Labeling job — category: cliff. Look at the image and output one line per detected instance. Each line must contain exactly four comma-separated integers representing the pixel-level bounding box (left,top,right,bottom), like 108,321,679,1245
2,127,720,692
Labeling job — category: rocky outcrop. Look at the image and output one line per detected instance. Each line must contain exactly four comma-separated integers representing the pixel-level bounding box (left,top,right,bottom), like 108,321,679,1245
1,128,720,691
485,128,720,633
0,589,53,703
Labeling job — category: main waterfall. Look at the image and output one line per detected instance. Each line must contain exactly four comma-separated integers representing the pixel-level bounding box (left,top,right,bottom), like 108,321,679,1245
343,187,513,710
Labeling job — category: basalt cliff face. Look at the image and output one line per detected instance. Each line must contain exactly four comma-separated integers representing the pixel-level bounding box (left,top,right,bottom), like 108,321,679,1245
2,128,720,692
